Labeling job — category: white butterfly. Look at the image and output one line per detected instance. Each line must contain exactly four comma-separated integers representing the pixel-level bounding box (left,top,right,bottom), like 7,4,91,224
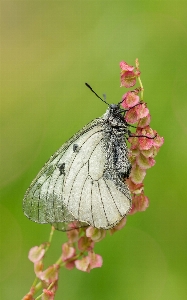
23,85,132,231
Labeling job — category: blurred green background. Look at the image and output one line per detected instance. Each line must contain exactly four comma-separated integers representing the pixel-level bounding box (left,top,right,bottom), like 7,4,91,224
0,1,187,299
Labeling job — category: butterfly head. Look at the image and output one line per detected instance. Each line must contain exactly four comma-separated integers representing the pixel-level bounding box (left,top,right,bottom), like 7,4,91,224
109,103,121,113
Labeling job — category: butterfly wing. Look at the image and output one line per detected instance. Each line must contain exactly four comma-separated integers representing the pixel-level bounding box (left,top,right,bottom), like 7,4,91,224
23,117,132,230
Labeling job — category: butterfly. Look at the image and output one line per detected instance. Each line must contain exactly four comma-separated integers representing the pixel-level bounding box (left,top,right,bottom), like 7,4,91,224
23,84,132,231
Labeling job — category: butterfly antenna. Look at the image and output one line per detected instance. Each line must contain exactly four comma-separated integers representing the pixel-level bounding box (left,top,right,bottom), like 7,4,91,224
85,83,110,106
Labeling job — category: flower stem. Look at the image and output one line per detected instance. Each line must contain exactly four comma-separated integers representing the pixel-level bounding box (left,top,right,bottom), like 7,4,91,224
137,76,144,100
45,226,55,253
35,282,55,300
135,58,144,101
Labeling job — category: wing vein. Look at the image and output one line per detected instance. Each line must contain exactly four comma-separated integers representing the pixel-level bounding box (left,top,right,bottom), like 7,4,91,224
64,130,103,186
103,178,123,217
66,138,103,208
77,175,89,220
98,181,109,226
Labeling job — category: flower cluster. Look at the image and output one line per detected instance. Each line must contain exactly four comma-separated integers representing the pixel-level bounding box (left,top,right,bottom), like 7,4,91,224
120,59,164,214
23,59,164,299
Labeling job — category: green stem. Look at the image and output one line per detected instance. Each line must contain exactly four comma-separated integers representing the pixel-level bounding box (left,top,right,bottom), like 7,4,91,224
45,226,55,253
137,76,144,101
35,282,55,300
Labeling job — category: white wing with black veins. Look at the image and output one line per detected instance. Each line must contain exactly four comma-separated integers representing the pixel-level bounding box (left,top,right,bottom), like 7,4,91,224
23,117,131,231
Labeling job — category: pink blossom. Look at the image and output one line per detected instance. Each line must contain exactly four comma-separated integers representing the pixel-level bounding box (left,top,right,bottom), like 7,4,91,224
130,148,139,158
75,252,103,272
138,137,154,150
42,281,58,300
42,289,54,300
86,227,106,242
67,229,80,243
28,245,46,263
130,163,146,184
126,178,144,194
74,256,90,272
40,265,59,284
121,92,140,109
125,104,149,124
138,114,151,128
34,260,43,278
109,217,127,235
136,153,155,169
62,243,76,261
88,252,103,270
128,136,139,149
65,261,75,270
67,221,81,230
140,148,154,158
136,103,149,119
125,106,139,123
78,236,94,252
153,135,164,148
120,71,137,88
120,61,134,71
132,193,149,212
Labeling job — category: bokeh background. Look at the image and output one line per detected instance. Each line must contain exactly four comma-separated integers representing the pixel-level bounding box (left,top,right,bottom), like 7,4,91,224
0,1,187,299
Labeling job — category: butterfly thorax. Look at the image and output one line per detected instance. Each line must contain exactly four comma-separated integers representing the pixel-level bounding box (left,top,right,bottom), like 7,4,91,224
102,105,132,181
